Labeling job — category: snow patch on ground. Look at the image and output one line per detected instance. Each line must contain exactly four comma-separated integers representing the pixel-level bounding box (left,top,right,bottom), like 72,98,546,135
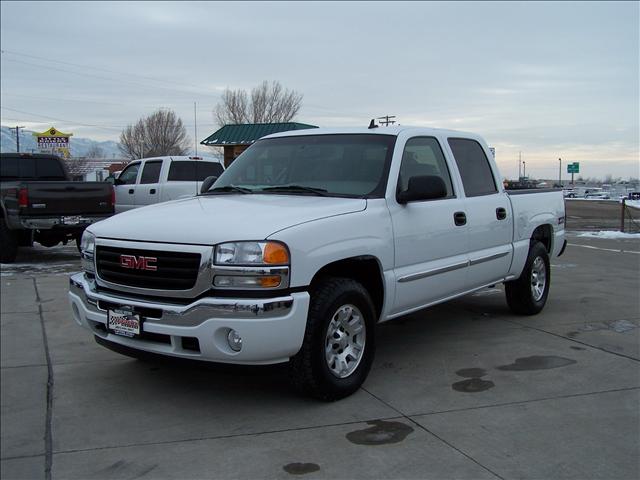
625,200,640,210
577,231,640,239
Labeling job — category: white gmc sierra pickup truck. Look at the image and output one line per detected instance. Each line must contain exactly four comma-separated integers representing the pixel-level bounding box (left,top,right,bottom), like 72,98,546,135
69,126,566,400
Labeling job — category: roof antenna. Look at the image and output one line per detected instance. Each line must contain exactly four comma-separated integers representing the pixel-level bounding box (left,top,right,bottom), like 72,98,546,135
368,119,378,129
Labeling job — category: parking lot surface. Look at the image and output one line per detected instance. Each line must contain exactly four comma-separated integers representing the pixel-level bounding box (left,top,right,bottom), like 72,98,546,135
1,233,639,480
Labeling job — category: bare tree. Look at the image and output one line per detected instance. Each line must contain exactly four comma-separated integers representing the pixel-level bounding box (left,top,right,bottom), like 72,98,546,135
63,157,93,180
85,145,105,158
214,81,303,126
119,109,190,159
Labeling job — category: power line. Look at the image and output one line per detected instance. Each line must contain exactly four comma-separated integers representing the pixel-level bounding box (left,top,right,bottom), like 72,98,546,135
1,48,218,93
0,106,124,131
1,57,221,100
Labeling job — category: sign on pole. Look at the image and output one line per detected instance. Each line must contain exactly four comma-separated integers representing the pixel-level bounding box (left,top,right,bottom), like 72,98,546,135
32,127,73,158
567,162,580,174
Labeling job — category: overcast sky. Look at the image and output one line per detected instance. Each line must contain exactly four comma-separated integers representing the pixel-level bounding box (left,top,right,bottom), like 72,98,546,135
1,1,638,179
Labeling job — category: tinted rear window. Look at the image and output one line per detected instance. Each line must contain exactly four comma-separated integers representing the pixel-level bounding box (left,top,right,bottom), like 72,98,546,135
447,138,498,197
36,157,66,179
1,156,65,180
168,161,223,181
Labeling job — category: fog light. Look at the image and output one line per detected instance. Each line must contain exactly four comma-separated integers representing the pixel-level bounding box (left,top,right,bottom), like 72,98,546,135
227,329,242,352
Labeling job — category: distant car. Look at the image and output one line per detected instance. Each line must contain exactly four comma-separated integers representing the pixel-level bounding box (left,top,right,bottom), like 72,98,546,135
563,191,577,198
112,156,224,213
585,192,611,200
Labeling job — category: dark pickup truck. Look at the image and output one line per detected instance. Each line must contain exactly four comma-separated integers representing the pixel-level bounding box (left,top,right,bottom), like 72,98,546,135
1,153,114,262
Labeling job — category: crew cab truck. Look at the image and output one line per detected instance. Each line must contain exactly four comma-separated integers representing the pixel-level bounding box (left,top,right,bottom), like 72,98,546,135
68,127,566,400
1,153,114,263
113,156,224,213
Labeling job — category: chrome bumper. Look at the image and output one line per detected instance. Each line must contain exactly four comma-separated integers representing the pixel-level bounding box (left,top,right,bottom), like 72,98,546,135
20,215,109,230
68,273,310,364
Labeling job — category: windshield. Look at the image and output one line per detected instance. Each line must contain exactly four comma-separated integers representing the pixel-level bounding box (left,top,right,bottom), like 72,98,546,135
208,134,396,198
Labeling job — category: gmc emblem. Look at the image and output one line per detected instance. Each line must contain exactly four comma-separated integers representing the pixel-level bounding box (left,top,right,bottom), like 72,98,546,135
119,254,157,271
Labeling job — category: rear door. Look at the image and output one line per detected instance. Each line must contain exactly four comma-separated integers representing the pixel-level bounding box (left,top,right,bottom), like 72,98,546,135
134,159,163,207
447,138,513,289
114,162,140,213
389,136,469,315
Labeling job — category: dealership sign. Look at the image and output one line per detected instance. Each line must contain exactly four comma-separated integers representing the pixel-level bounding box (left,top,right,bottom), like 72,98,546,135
32,127,73,158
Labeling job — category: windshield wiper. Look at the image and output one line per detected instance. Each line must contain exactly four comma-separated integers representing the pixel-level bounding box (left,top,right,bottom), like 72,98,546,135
204,185,254,195
261,185,329,196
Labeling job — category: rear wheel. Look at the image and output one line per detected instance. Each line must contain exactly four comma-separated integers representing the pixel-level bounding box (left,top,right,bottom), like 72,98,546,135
0,219,18,263
289,277,376,401
505,241,550,315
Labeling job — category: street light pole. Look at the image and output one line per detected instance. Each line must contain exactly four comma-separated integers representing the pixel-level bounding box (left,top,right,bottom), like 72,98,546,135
559,158,562,187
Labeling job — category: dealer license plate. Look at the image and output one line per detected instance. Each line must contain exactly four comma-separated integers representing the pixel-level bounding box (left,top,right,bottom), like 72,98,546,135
62,215,83,225
107,310,141,337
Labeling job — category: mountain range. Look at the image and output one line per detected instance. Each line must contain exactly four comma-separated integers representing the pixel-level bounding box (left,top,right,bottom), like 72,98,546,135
1,126,124,158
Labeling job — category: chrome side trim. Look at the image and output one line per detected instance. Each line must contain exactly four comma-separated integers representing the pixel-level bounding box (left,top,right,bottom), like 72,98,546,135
397,260,468,283
469,251,510,266
397,251,511,283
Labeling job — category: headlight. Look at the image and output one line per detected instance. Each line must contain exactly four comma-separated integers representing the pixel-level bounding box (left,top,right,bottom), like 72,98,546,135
80,231,95,273
213,241,290,290
80,230,95,254
214,241,289,266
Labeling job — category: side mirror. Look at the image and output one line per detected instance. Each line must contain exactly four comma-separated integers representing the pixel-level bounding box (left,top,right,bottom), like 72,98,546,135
200,176,218,194
397,175,447,204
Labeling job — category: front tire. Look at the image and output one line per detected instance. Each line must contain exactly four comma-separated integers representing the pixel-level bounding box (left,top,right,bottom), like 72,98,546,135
0,219,18,263
505,241,550,315
289,277,376,401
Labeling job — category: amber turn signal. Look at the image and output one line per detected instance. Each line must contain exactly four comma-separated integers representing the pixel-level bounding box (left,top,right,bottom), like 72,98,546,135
263,242,289,265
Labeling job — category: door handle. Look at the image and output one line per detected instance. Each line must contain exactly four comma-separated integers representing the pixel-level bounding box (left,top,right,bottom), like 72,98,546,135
128,189,134,194
454,211,467,226
150,189,156,194
496,207,507,220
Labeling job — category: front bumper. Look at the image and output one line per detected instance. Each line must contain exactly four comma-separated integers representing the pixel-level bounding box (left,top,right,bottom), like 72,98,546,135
68,273,310,365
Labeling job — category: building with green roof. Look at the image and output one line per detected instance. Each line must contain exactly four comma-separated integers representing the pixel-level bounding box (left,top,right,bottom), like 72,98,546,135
200,122,318,167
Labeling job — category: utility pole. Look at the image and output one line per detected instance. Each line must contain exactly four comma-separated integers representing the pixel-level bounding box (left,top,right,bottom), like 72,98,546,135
194,102,198,156
518,151,522,179
13,126,25,152
377,115,396,126
558,158,562,187
523,161,526,179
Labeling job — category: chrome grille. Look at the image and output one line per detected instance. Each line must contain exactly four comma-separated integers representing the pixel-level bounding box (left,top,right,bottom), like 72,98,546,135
96,246,201,290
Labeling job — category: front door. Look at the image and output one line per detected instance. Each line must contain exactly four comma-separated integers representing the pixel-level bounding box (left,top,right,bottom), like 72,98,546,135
114,162,140,213
389,136,469,316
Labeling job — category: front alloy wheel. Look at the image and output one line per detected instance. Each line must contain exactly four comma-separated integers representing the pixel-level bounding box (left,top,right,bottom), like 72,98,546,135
325,304,366,379
289,277,376,401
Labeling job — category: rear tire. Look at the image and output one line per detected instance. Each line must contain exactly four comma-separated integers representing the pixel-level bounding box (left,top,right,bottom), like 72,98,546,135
0,219,18,263
289,277,376,401
505,241,550,315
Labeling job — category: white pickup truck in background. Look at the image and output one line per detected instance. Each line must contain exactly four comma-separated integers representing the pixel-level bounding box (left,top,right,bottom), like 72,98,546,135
113,156,224,213
70,126,566,400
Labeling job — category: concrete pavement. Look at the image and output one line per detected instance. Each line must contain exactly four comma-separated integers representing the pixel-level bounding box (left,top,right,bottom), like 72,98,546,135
1,237,639,479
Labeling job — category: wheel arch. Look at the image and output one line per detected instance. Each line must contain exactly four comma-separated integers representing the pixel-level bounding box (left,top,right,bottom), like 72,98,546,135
531,223,553,253
309,255,385,321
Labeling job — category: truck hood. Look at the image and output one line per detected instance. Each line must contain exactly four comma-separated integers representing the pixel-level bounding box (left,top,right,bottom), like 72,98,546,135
89,194,367,245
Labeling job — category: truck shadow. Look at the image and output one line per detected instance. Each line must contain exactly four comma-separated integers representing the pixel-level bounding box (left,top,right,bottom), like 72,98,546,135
111,287,512,400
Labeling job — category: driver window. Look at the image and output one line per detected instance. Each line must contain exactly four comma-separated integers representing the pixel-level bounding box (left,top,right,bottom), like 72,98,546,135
398,137,455,198
119,163,140,185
